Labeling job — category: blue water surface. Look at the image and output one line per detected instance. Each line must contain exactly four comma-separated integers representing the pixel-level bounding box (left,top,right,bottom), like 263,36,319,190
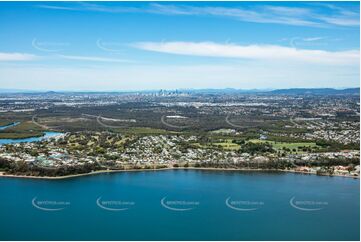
0,170,359,240
0,132,63,145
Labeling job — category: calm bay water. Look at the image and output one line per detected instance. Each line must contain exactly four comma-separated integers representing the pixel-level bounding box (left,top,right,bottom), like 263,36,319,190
0,132,63,145
0,170,359,240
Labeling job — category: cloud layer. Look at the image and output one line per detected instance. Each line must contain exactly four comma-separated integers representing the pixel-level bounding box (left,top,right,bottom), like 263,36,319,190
0,53,131,63
37,2,360,28
0,52,38,61
57,55,132,63
133,42,359,65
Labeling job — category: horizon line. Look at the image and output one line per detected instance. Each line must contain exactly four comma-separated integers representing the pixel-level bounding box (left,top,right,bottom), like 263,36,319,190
0,87,359,94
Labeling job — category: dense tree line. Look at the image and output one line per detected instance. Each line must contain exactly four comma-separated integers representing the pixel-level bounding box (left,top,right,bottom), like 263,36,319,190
0,158,102,177
238,142,275,155
315,140,360,151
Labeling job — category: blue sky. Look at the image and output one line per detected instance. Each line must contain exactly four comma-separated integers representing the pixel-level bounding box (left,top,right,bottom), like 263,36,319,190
0,1,359,91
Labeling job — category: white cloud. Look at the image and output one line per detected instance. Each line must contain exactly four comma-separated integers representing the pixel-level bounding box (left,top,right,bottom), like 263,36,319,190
148,4,323,27
148,3,359,27
302,37,326,42
263,6,312,16
0,52,38,61
58,55,132,63
36,5,77,11
319,16,360,27
37,3,360,28
133,41,359,65
0,53,132,63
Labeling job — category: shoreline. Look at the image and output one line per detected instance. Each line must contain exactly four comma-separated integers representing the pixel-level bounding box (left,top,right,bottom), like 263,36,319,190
0,167,359,180
0,131,64,141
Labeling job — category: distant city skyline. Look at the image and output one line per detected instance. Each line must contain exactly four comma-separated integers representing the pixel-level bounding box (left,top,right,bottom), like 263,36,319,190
0,1,359,90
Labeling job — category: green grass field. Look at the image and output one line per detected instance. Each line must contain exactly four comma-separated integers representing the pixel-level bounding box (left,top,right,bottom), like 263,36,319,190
192,138,241,151
213,139,241,150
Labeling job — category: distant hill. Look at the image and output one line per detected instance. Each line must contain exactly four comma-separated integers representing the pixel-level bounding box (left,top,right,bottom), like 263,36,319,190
0,87,359,95
180,88,270,94
269,88,360,95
